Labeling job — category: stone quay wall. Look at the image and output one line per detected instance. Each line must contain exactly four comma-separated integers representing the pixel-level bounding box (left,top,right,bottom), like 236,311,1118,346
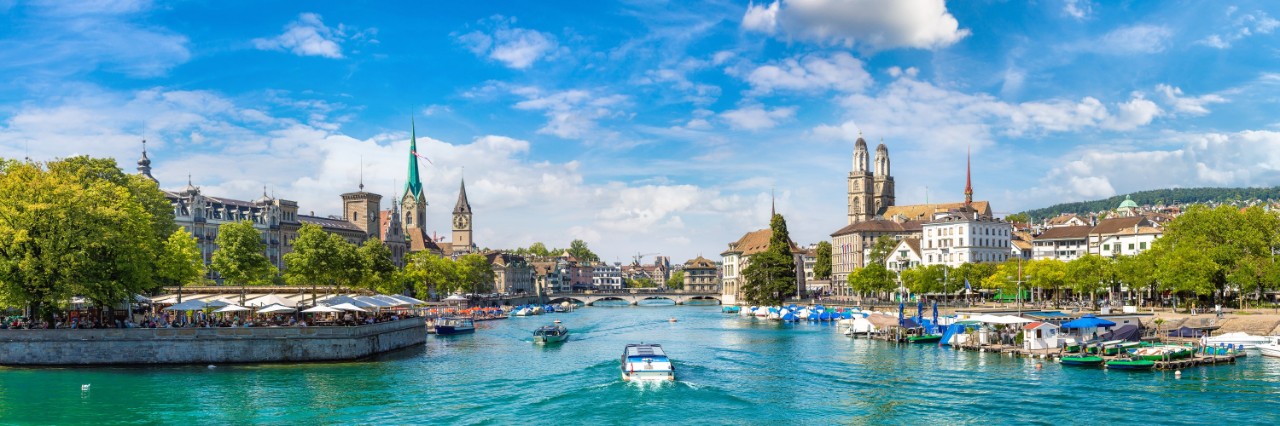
0,318,427,365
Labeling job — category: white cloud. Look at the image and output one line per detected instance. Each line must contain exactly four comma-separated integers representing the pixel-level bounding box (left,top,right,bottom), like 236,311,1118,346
1070,24,1172,54
720,105,796,130
741,0,970,51
1155,84,1227,116
1032,131,1280,202
1197,10,1280,49
508,86,629,142
0,1,190,78
1062,0,1092,20
637,57,722,105
745,52,872,95
252,13,349,59
455,16,560,69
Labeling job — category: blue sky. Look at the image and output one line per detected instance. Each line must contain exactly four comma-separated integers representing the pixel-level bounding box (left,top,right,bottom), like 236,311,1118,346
3,0,1279,263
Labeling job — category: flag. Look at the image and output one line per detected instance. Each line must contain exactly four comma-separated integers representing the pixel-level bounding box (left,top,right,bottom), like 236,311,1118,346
964,278,971,290
411,150,434,165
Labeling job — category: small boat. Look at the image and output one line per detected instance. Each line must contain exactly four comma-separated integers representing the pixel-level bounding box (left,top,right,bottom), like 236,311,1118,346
434,317,475,335
722,306,740,314
621,343,675,382
1259,339,1280,358
1060,355,1104,367
907,334,942,344
1206,332,1272,349
1106,358,1155,370
533,323,569,344
1128,345,1193,361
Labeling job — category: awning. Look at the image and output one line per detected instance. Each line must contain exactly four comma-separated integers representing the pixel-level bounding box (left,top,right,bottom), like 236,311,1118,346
1061,314,1117,329
257,304,297,314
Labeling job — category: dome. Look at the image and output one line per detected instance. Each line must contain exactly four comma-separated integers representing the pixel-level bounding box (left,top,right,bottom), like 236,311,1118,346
137,152,151,167
1118,195,1138,209
876,143,888,152
854,136,867,149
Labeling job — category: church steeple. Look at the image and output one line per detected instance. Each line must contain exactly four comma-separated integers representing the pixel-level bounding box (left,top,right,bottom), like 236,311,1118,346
137,139,157,183
454,177,471,214
964,147,973,207
404,118,424,201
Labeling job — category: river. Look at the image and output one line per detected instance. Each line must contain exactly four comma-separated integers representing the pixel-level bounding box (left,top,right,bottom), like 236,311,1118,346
2,303,1278,424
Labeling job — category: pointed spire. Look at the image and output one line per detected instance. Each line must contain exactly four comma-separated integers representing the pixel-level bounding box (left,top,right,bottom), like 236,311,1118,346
454,175,471,213
404,118,424,201
770,187,776,217
359,155,364,191
137,139,156,183
964,147,973,207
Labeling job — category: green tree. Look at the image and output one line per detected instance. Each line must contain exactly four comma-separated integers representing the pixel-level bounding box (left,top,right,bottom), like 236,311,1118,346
284,224,340,304
405,251,460,298
528,242,551,257
1066,255,1111,308
1229,254,1280,309
867,235,897,265
567,239,600,262
357,239,397,292
1155,243,1218,307
901,265,945,295
456,253,496,296
982,259,1022,296
847,263,895,297
327,233,363,292
1154,205,1280,305
814,241,832,280
211,219,274,305
156,228,204,303
1004,212,1031,224
627,277,657,288
741,214,798,305
666,270,684,290
1026,259,1067,306
1114,249,1159,306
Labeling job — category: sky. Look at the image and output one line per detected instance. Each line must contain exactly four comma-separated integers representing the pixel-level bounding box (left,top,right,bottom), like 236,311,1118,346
2,0,1280,264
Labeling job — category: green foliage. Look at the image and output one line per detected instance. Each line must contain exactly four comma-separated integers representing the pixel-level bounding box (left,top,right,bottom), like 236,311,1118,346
901,265,945,294
456,253,496,295
1026,259,1067,304
1021,186,1280,220
1003,212,1031,224
848,263,895,294
0,158,173,318
1114,250,1158,301
156,228,203,289
814,241,832,280
567,239,600,263
1065,254,1111,306
528,242,551,257
357,239,396,292
1154,205,1279,299
666,270,684,289
951,262,996,291
211,219,275,298
741,214,798,305
405,251,460,297
626,277,657,288
867,236,897,265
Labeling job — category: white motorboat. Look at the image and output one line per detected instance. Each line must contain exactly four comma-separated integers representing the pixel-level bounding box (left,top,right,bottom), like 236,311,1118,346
1206,332,1272,349
621,343,675,381
1259,336,1280,358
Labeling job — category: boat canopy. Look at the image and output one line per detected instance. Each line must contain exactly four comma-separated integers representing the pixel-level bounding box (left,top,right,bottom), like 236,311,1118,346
1167,326,1203,338
1061,315,1117,329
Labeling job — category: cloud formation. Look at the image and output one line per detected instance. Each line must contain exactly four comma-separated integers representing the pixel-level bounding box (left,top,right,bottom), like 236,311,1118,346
455,16,560,69
742,0,970,51
253,13,349,58
720,104,797,130
745,52,872,95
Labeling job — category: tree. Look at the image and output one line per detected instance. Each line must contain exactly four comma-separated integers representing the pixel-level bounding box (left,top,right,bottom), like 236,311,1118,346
627,277,657,288
284,224,340,305
211,219,274,305
666,270,684,290
847,263,894,296
1066,255,1111,308
867,235,897,265
901,265,945,295
357,239,397,293
814,241,832,280
405,252,460,298
456,253,496,296
1026,259,1067,306
1156,243,1218,307
1154,205,1279,305
1229,254,1280,309
1114,250,1158,306
0,158,172,320
567,239,600,263
1004,212,1030,224
741,214,797,305
156,228,204,302
528,242,551,257
327,233,363,292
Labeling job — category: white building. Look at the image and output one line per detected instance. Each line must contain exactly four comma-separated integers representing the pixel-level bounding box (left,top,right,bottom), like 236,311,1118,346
921,209,1012,267
884,238,923,273
721,228,805,305
1031,225,1091,261
1088,217,1161,258
593,263,623,291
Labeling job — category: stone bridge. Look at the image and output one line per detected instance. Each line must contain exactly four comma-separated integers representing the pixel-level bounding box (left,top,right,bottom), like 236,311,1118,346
547,292,722,306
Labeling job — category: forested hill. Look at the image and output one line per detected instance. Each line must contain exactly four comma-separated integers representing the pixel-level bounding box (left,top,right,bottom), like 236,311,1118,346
1022,187,1280,220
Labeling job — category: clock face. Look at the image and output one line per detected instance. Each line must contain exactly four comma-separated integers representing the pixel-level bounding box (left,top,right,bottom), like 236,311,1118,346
454,215,469,229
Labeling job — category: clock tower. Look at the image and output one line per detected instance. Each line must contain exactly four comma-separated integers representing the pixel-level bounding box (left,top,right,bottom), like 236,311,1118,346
451,177,473,254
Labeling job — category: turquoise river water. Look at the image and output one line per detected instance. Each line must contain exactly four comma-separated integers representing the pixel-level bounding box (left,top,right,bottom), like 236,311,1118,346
2,303,1279,424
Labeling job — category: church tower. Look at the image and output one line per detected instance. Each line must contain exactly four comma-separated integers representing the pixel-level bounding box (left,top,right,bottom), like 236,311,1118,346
401,119,429,249
137,140,157,183
451,177,473,254
872,141,895,215
847,135,875,224
341,180,382,240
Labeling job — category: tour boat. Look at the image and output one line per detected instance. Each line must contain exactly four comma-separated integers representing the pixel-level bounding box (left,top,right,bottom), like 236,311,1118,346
532,323,569,344
1205,332,1272,349
1060,355,1104,367
621,343,675,382
434,317,475,335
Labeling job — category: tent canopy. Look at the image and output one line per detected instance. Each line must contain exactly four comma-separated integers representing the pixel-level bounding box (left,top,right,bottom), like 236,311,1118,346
301,306,342,313
213,305,250,313
443,294,468,301
257,304,297,314
245,294,291,308
1061,314,1117,330
329,303,367,312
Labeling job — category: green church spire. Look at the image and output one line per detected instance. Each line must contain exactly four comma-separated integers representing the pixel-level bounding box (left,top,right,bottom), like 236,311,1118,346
405,118,424,201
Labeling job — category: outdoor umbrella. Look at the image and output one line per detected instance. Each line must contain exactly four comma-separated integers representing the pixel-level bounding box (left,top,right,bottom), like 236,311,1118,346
329,303,368,312
898,301,905,327
932,302,939,333
245,294,291,308
213,305,250,313
301,306,342,313
917,299,924,321
257,304,297,314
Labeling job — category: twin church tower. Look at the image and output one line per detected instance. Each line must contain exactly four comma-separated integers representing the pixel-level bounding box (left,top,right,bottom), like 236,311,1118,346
847,135,895,224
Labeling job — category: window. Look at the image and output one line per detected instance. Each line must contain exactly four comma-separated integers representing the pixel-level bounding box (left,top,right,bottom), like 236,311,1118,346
1140,242,1147,249
1103,244,1110,250
1128,243,1134,250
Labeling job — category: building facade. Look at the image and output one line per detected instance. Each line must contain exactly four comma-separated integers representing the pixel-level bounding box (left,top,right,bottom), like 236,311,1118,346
848,136,896,224
920,210,1012,267
720,228,806,305
486,251,534,295
593,263,624,291
681,256,720,293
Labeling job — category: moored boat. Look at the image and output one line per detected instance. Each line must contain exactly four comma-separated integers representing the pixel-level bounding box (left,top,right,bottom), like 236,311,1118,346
1258,337,1280,358
722,306,741,314
533,323,569,344
434,317,475,335
1206,332,1272,349
621,343,675,382
1106,358,1155,370
1060,355,1104,367
907,334,942,344
1127,345,1193,361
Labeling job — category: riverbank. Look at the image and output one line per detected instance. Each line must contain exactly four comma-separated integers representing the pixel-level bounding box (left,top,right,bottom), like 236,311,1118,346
0,318,427,365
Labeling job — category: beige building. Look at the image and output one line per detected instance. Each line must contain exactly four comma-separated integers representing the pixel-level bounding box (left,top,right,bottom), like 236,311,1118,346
720,228,806,305
829,219,922,298
681,256,720,293
486,251,534,295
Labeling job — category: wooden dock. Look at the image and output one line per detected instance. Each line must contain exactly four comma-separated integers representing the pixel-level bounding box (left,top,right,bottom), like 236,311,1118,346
945,341,1246,370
